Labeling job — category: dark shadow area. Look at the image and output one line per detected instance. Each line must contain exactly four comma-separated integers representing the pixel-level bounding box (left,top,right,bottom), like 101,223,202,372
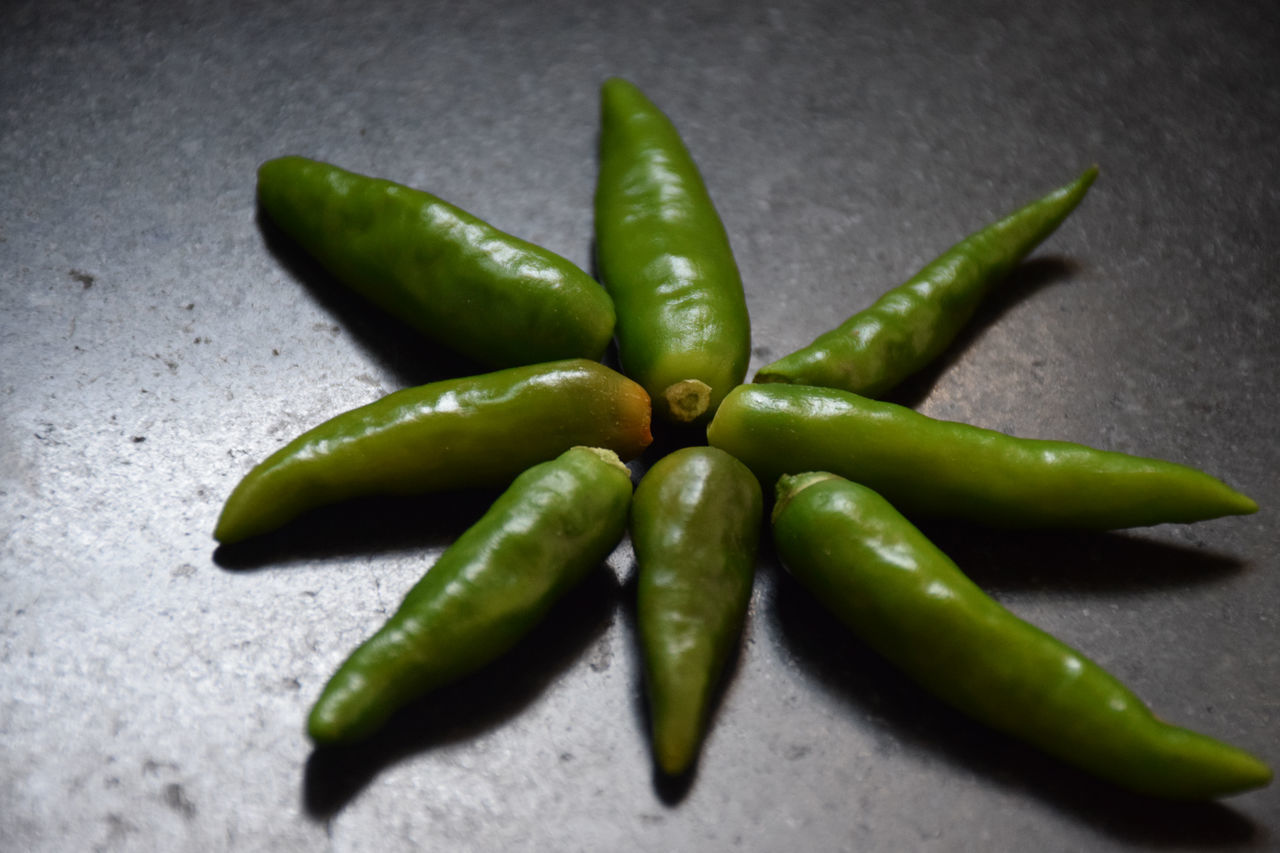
621,410,714,493
639,419,708,468
764,561,1262,846
213,488,502,571
653,761,698,806
587,237,600,284
302,565,622,818
616,563,751,807
257,203,484,389
884,256,1079,410
581,239,621,375
912,521,1249,594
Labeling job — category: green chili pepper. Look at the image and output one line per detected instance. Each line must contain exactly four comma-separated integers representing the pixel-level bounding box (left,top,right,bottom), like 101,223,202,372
631,447,762,775
214,359,651,544
771,472,1272,798
257,156,616,368
308,446,633,745
594,77,751,425
755,167,1097,396
707,384,1256,528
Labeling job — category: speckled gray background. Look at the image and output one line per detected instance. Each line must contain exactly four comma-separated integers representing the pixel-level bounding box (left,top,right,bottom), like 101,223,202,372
2,0,1277,850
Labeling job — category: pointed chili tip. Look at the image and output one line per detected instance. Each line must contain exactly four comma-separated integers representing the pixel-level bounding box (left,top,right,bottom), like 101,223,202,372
657,756,692,779
1203,478,1259,519
601,76,643,106
600,76,663,129
306,704,341,746
1231,750,1273,793
212,502,245,545
1052,164,1098,202
212,475,278,545
1230,491,1259,516
653,737,694,778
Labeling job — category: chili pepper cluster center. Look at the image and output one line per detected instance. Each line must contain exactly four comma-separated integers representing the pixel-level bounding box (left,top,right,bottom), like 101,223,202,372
217,77,1269,802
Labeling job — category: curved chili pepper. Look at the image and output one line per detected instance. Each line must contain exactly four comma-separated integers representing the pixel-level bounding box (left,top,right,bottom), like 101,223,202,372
258,156,616,368
594,77,751,425
308,447,634,745
771,472,1272,798
755,167,1097,396
214,359,651,544
707,384,1256,528
631,447,762,775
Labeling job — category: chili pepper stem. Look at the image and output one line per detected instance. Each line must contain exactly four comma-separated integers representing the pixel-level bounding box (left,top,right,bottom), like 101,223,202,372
663,379,713,424
771,472,842,523
574,446,630,474
595,78,751,426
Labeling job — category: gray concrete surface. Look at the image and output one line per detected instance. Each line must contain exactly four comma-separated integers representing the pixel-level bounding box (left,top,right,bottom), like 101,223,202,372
2,0,1277,850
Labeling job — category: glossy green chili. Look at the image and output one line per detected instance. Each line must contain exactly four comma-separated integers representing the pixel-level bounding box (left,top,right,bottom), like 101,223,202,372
595,78,751,425
258,156,616,368
755,167,1097,395
214,359,651,544
632,447,762,775
757,166,1100,394
708,384,1256,529
771,472,1272,798
308,447,633,745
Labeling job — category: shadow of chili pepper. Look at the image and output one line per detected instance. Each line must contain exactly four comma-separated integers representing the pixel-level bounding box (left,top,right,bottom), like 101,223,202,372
301,563,622,819
634,420,707,475
257,204,483,389
884,256,1081,411
763,560,1260,845
914,521,1249,594
212,488,502,571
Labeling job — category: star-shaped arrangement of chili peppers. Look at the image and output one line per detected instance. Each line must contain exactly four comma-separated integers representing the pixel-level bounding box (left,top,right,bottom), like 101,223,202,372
216,78,1270,800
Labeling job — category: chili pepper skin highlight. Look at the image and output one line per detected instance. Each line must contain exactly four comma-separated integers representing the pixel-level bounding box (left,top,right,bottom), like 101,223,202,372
771,472,1272,798
594,77,751,425
708,383,1256,530
214,360,651,544
308,447,634,745
632,447,762,775
258,156,616,368
755,167,1097,397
